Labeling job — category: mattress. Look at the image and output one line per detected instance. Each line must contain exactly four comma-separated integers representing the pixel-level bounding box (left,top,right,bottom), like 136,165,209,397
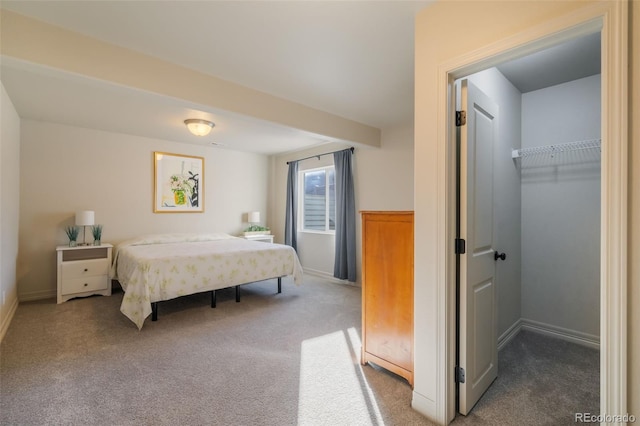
112,233,303,329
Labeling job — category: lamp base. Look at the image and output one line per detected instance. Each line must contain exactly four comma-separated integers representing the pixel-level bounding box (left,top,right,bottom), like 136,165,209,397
79,225,91,246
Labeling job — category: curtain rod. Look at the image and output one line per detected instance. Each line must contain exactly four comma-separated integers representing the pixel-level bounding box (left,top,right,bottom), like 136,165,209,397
286,147,354,165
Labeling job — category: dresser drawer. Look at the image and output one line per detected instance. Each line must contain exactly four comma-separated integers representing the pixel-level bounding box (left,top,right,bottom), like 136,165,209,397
61,258,109,279
61,275,109,295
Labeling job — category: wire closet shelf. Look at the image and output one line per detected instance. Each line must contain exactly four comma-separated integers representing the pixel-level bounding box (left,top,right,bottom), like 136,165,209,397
512,138,601,159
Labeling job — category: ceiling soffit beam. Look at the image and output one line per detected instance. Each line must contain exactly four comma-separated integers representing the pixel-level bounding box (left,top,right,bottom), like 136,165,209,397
0,10,381,148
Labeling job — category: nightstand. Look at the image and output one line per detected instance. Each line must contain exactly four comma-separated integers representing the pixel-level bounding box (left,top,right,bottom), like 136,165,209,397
56,244,113,304
242,234,274,243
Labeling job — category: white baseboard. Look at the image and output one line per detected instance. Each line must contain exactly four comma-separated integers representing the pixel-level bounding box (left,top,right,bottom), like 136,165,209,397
303,268,360,286
520,318,600,350
498,319,523,351
0,296,19,343
18,289,56,302
497,318,600,351
411,391,441,424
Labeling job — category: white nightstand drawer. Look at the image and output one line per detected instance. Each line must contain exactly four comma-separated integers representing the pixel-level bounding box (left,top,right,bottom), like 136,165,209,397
62,258,109,279
61,275,109,295
57,243,113,304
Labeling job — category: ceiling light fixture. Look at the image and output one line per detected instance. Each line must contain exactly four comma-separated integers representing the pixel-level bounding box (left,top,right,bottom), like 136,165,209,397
184,119,215,136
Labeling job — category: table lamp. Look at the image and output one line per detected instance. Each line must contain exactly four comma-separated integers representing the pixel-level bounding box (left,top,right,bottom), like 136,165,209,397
75,210,94,246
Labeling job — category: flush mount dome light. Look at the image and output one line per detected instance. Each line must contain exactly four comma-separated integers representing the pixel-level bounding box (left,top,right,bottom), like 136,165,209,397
184,119,215,136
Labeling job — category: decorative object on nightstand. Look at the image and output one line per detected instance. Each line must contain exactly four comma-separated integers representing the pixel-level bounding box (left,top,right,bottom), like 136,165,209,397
244,211,271,236
65,226,79,247
75,210,94,246
56,243,113,304
92,224,103,246
248,211,260,228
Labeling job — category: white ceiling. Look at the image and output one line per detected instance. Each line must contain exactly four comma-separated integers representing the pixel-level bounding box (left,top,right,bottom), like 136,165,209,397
0,1,601,154
1,56,333,154
496,32,601,93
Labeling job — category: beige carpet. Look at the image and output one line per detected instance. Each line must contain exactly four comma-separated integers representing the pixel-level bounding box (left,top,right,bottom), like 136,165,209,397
1,275,431,425
452,330,599,426
1,275,598,425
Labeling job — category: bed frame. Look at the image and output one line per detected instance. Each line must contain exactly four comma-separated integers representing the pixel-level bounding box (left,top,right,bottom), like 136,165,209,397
150,277,283,321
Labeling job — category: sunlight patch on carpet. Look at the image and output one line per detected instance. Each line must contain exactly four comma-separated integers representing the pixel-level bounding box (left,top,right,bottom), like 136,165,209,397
298,329,384,425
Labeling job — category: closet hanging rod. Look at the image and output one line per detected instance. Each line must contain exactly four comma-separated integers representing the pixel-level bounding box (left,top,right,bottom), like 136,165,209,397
511,138,601,159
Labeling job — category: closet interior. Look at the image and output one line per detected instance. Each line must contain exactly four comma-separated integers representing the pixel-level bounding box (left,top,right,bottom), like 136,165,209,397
461,31,601,413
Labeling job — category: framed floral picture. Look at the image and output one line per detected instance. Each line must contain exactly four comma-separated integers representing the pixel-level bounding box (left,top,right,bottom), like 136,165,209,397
154,152,204,213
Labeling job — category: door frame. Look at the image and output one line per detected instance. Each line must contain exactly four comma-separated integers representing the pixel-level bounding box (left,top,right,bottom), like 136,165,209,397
436,3,628,423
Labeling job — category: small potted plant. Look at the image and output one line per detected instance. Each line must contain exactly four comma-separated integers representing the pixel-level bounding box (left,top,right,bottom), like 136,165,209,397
92,224,103,246
65,226,79,247
243,225,271,236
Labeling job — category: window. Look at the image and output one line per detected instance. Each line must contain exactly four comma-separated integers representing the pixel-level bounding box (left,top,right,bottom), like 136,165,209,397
301,167,335,232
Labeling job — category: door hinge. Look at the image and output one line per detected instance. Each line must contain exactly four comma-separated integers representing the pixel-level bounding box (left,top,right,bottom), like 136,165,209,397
455,238,466,255
456,110,467,126
456,366,466,384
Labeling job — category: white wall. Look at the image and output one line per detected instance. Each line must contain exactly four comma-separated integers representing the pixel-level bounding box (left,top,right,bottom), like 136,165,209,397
270,124,414,283
520,75,601,339
0,83,21,340
357,125,415,211
18,120,270,301
467,68,522,341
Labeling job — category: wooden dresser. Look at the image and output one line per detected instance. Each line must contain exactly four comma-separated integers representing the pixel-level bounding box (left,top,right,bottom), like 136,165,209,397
360,211,414,385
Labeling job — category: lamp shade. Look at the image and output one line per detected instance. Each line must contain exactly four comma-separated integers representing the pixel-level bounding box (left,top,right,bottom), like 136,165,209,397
75,210,95,226
248,211,260,224
184,119,215,136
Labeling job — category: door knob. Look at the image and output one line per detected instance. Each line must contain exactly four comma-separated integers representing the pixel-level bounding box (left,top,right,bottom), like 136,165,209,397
494,251,506,261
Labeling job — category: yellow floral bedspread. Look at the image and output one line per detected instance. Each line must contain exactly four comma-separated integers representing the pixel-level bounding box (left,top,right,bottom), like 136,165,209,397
112,233,303,329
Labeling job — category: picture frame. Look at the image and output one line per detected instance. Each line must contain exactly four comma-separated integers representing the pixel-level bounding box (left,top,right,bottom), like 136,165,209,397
154,152,204,213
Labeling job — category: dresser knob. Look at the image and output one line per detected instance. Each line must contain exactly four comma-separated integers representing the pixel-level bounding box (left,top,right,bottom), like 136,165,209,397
84,268,88,272
84,283,88,287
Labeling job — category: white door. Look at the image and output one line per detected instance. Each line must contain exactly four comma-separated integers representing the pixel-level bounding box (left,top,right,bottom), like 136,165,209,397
457,79,499,415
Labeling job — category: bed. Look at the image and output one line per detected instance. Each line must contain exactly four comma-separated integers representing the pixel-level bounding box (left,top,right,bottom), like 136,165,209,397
111,233,303,329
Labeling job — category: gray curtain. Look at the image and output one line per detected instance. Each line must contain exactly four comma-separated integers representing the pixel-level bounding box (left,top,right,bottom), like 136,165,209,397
333,149,356,282
284,161,298,251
